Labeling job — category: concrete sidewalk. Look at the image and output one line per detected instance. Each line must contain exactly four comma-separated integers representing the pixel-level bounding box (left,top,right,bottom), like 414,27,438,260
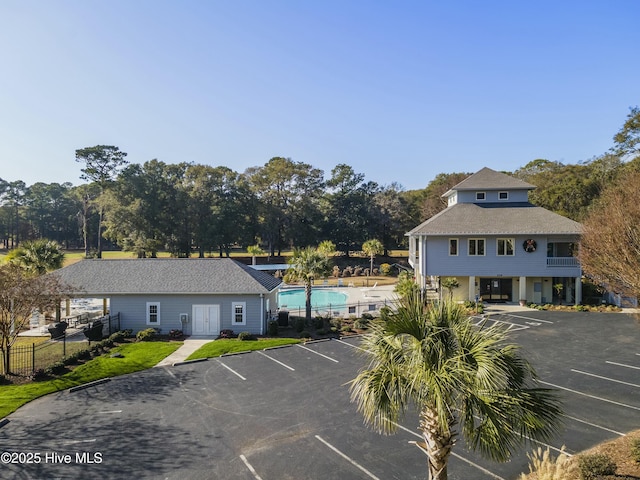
154,338,214,367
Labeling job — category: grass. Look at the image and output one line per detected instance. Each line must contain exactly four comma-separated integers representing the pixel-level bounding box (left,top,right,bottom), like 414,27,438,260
187,337,300,360
0,341,181,419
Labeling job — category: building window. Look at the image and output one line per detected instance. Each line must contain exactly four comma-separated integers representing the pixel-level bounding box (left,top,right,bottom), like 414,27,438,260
476,192,486,201
146,302,160,325
499,191,509,200
468,238,485,256
449,238,458,256
231,302,246,325
497,238,515,256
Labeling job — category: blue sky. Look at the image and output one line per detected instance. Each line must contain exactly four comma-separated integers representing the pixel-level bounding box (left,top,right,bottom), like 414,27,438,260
1,1,638,190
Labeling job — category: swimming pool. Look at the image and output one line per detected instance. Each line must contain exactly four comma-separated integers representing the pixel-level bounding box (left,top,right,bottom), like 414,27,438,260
278,288,348,310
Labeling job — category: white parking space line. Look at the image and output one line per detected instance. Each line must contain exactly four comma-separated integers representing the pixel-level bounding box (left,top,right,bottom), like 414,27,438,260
334,338,370,353
504,313,554,324
564,414,626,436
240,454,264,480
540,381,640,411
390,422,506,480
315,435,382,480
296,344,340,363
606,360,640,370
216,359,247,380
571,369,640,389
257,351,295,371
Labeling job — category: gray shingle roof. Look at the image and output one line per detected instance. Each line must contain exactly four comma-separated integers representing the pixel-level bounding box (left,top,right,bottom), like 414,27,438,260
407,202,582,236
443,167,535,196
52,258,282,296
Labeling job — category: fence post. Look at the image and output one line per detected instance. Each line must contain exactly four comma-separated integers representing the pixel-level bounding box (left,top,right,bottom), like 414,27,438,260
63,333,66,358
32,343,35,375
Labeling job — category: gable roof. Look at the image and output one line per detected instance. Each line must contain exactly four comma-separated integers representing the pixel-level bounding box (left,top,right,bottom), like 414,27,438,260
407,202,582,236
443,167,535,196
52,258,282,296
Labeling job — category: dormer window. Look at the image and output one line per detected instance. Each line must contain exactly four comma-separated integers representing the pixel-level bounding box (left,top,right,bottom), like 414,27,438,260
476,192,486,201
499,191,509,200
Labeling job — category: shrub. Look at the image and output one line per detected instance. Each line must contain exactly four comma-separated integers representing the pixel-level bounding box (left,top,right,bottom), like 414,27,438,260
631,438,640,463
578,453,616,479
218,329,235,339
361,312,374,320
44,361,66,376
136,328,158,342
316,329,326,335
299,330,311,339
314,317,324,330
341,325,353,333
353,266,363,276
330,318,342,330
169,329,184,340
238,331,255,341
109,330,131,343
295,317,305,333
332,266,341,278
354,319,369,330
267,320,279,337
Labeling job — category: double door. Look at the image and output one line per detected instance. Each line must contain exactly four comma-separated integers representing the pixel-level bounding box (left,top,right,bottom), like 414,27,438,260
192,305,220,336
480,278,512,302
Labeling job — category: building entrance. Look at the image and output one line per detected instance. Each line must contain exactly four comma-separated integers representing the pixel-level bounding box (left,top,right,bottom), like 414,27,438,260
480,278,513,302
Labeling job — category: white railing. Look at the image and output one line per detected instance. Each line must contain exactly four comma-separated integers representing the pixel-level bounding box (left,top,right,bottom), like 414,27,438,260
546,257,579,267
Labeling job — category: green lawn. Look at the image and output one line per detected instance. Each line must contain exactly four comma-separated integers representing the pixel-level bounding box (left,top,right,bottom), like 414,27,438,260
187,338,300,360
0,341,181,419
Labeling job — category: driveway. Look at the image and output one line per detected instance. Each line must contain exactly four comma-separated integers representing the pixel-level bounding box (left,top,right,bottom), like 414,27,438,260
1,310,639,479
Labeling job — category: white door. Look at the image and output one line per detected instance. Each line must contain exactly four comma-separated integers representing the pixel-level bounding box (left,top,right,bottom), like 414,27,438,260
192,305,220,336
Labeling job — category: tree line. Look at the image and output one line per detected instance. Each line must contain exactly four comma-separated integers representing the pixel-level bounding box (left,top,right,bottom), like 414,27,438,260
1,107,638,260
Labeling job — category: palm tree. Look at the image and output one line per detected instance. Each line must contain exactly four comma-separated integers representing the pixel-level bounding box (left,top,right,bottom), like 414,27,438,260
350,293,562,480
286,247,332,322
247,244,264,265
6,239,65,275
362,239,383,279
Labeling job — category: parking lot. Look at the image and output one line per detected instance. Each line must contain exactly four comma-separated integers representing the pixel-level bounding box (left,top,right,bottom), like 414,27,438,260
1,310,639,479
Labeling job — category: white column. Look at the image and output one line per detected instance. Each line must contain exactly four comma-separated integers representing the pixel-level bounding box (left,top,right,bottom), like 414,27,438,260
519,276,527,301
575,277,582,305
468,276,475,302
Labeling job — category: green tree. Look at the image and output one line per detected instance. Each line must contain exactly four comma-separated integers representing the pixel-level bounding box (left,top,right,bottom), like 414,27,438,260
350,294,563,480
612,105,640,160
247,244,264,265
362,238,383,279
394,270,418,297
75,145,128,258
286,247,332,322
245,157,324,256
440,277,460,301
6,239,65,275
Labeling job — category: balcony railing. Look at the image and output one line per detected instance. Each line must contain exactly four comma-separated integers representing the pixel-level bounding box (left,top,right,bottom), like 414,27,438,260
547,257,579,267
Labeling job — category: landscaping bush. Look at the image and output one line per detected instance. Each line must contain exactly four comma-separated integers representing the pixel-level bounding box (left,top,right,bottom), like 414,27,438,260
169,329,184,340
330,318,342,330
267,320,279,337
578,453,617,479
354,318,370,330
341,325,353,333
109,330,131,343
238,331,255,341
361,312,374,320
44,361,66,376
218,329,235,339
314,317,324,330
136,328,158,342
299,330,311,339
295,317,305,333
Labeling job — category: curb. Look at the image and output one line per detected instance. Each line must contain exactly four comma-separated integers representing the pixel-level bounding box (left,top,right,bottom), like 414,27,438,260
68,377,111,393
172,358,208,367
220,350,252,357
0,418,9,429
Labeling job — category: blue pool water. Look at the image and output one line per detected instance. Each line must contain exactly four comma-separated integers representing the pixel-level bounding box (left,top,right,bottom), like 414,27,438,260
278,289,348,310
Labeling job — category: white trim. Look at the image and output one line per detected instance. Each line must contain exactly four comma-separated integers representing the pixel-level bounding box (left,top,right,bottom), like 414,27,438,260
468,238,485,256
496,238,515,256
475,191,486,201
146,301,160,326
232,301,246,326
449,238,459,256
498,191,509,200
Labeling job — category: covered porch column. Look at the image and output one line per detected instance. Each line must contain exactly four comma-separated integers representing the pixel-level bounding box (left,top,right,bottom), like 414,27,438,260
519,276,527,302
468,276,476,302
573,277,582,305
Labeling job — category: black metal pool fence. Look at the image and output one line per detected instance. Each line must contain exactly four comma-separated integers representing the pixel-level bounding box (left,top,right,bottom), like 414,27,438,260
2,313,120,377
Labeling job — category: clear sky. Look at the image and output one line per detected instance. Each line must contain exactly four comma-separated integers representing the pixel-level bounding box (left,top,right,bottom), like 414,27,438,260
1,1,638,191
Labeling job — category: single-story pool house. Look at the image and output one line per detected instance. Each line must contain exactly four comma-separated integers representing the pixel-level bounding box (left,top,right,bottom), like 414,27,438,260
52,258,282,336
